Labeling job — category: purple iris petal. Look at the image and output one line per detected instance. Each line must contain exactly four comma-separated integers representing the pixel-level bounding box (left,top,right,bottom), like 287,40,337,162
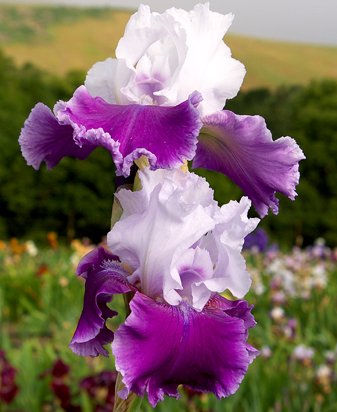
113,292,258,407
76,246,119,278
243,228,269,252
208,294,257,336
70,247,132,357
56,86,202,176
193,110,305,217
19,103,95,170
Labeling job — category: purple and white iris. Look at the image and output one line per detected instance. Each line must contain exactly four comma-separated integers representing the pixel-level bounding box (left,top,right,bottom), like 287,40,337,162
18,2,305,407
19,3,304,217
70,168,259,406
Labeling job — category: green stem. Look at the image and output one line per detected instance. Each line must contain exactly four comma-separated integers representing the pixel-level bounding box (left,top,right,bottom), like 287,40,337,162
112,162,146,412
113,277,142,411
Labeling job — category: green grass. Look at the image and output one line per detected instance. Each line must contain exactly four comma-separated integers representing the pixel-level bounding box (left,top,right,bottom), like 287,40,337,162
0,4,337,90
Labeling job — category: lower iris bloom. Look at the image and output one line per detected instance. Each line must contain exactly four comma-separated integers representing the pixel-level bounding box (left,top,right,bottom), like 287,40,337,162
70,168,259,406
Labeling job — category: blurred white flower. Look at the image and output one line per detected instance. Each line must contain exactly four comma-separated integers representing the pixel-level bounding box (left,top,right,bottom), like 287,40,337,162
292,344,315,361
270,307,285,322
25,240,38,256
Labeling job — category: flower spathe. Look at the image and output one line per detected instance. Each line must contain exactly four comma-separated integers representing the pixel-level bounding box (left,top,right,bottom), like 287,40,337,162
70,168,259,406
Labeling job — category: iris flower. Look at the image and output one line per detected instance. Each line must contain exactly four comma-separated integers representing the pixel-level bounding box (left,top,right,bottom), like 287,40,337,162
19,3,304,217
70,168,259,406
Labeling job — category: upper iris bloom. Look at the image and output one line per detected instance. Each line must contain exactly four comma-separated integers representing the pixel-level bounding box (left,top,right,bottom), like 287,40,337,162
19,3,304,216
70,168,259,406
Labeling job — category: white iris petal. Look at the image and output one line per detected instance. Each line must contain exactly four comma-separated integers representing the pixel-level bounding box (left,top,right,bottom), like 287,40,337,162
85,3,245,115
108,168,259,310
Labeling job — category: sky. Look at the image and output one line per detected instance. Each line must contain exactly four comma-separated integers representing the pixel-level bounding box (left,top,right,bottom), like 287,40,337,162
3,0,337,46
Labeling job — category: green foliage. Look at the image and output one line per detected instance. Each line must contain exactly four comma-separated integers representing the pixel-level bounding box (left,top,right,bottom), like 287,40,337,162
0,48,336,245
0,50,114,242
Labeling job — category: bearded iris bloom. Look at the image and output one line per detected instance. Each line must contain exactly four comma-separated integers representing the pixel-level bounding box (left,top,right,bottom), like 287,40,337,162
70,168,259,406
18,2,305,407
19,3,304,217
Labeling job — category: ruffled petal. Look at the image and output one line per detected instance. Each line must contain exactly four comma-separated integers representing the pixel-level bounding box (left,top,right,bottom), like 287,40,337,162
70,247,132,357
116,4,245,115
113,292,258,407
56,86,202,177
199,197,259,299
116,5,163,67
19,103,94,170
108,169,216,304
159,4,245,115
193,110,305,217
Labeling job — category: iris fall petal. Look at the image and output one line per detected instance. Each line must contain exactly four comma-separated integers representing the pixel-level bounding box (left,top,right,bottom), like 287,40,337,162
19,103,94,170
193,110,305,217
70,247,132,357
56,86,202,176
113,292,258,407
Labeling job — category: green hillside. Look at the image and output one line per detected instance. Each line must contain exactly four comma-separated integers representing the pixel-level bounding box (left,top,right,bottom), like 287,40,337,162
1,4,337,89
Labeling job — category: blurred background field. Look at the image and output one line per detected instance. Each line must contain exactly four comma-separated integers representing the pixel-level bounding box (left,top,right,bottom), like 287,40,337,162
0,2,337,411
1,4,337,89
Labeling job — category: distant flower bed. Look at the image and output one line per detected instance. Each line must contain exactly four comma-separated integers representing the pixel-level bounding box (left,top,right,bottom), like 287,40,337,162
1,238,336,411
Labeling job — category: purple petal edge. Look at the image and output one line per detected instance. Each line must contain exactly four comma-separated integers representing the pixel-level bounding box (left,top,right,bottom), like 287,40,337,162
56,86,202,177
193,110,305,217
19,103,94,170
113,293,258,407
70,247,132,357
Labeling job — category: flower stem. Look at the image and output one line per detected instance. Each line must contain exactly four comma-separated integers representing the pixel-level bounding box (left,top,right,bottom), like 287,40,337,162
113,372,143,412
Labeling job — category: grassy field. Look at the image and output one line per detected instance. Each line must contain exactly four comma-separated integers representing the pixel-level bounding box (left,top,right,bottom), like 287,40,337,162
1,237,337,411
0,4,337,90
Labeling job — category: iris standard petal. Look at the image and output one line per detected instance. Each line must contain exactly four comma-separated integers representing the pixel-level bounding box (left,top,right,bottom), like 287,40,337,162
113,292,258,407
116,3,245,115
85,57,134,105
56,86,202,177
199,197,259,299
108,169,216,304
193,110,305,217
19,103,94,170
70,248,132,357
